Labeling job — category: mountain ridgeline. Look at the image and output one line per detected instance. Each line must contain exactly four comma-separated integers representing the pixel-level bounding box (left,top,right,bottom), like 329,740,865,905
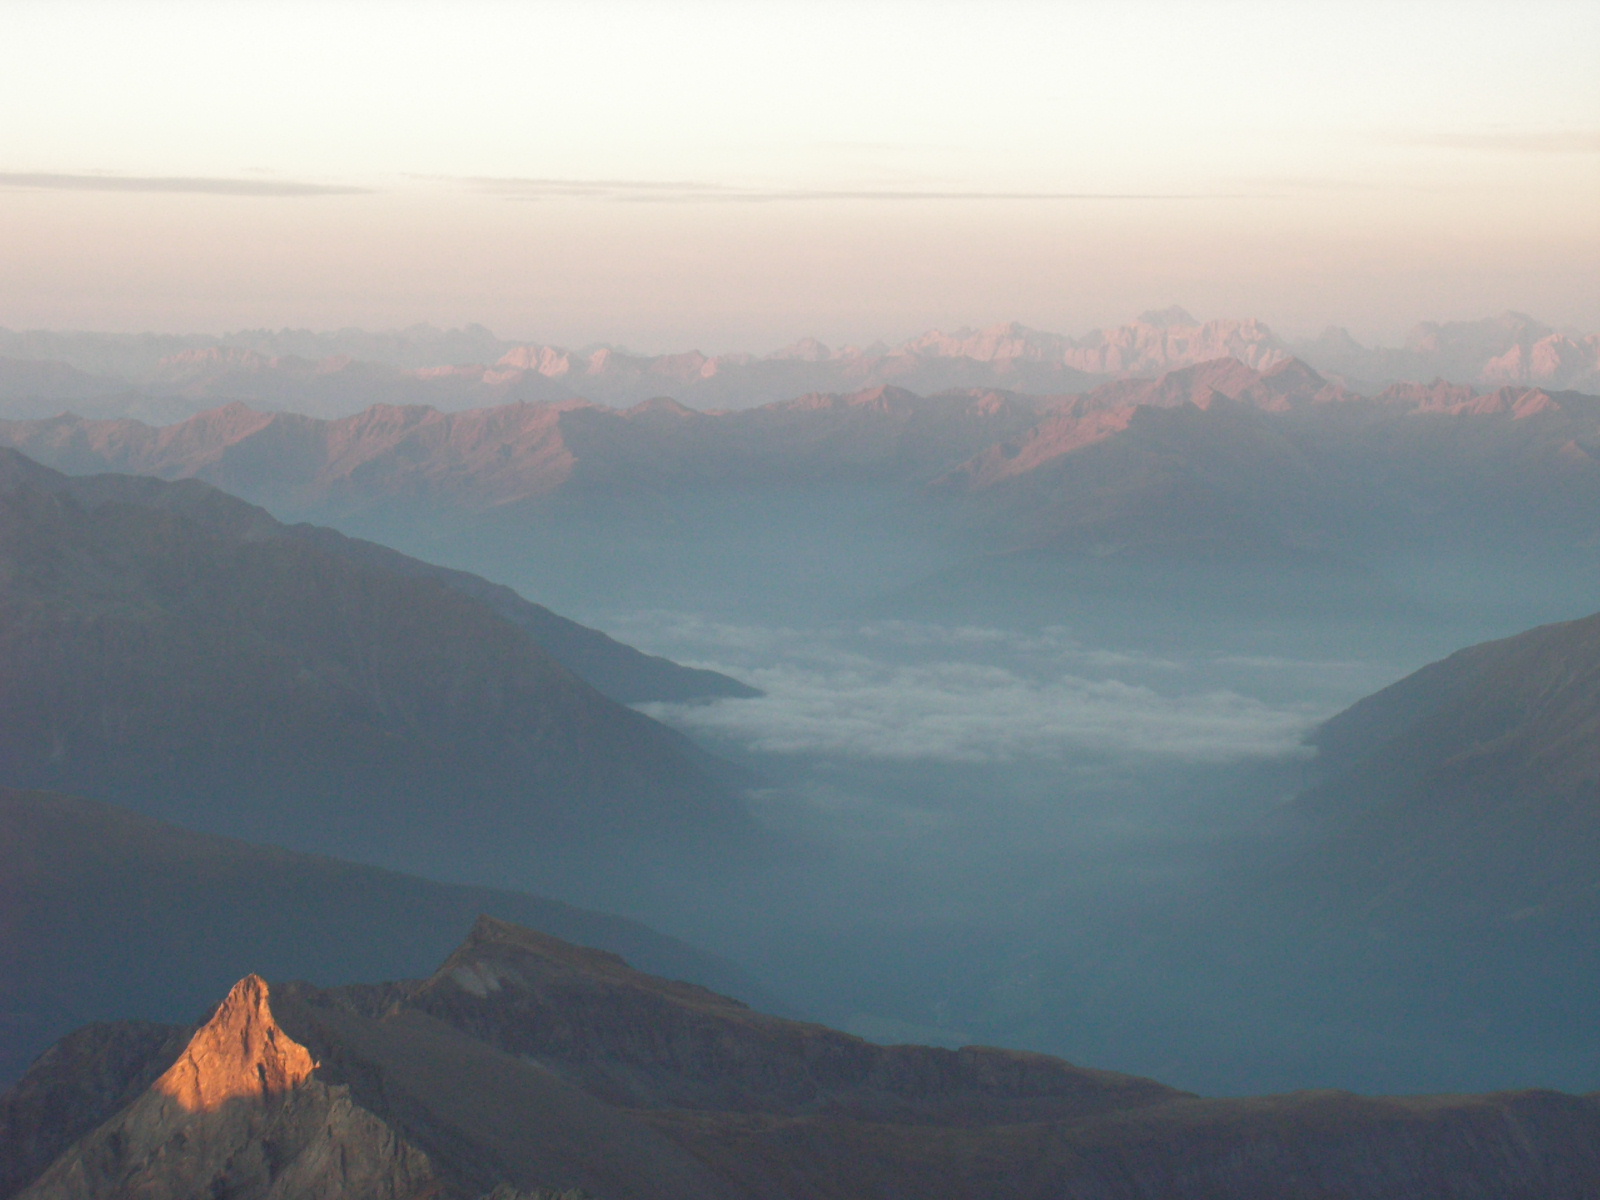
6,354,1598,637
6,357,1596,555
5,916,1597,1200
0,310,1594,423
0,450,759,892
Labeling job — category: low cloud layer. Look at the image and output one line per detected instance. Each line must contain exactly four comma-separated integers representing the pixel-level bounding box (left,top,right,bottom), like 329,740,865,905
630,618,1344,765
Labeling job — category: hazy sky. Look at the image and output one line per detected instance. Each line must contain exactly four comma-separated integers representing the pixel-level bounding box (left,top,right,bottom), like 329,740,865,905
1,0,1596,347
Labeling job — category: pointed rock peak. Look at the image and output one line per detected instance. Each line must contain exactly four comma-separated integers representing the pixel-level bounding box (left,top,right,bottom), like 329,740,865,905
153,975,315,1112
1137,306,1198,328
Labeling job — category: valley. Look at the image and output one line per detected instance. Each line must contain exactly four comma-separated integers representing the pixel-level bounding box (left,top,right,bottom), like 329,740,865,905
4,318,1600,1191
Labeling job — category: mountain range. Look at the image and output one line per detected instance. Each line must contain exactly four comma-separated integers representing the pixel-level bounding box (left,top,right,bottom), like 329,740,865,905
6,916,1597,1200
5,357,1598,639
1,310,1594,423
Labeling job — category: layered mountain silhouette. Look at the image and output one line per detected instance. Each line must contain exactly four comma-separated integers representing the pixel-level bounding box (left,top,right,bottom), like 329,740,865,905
5,916,1597,1199
3,311,1593,423
5,357,1596,568
0,787,762,1090
0,449,757,885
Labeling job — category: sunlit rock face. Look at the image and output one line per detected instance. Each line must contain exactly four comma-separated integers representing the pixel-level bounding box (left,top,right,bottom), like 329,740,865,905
149,976,315,1113
15,978,444,1200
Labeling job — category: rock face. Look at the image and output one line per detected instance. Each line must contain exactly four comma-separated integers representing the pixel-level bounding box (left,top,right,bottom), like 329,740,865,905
0,451,756,883
6,917,1600,1200
148,976,315,1110
17,978,445,1200
0,1021,190,1198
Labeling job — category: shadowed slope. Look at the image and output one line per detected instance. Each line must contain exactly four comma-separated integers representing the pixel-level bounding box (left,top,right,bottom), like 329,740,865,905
1025,610,1600,1096
0,453,757,888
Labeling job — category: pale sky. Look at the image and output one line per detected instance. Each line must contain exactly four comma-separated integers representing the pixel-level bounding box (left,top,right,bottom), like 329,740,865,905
1,0,1596,348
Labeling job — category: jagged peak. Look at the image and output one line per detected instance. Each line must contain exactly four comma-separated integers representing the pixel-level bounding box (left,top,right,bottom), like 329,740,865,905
152,975,314,1112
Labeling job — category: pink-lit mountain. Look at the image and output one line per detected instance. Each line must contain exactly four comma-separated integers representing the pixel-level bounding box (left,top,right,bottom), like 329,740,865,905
3,356,1594,566
3,311,1593,423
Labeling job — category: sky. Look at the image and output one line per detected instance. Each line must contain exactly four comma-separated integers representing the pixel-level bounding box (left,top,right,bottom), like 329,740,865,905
1,0,1596,348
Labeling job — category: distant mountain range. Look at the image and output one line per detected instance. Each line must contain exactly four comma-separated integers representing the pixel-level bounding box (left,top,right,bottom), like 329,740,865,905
5,357,1596,583
7,915,1596,1200
1,310,1594,422
0,450,757,889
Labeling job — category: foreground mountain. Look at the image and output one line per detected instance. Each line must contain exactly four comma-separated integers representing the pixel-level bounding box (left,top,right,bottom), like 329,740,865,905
0,788,762,1090
0,450,757,889
6,917,1597,1200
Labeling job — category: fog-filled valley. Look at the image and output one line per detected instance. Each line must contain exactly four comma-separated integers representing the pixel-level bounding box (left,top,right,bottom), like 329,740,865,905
6,0,1599,1185
7,327,1600,1106
7,316,1600,1195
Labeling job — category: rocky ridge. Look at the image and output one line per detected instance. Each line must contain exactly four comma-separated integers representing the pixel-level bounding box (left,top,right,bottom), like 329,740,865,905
5,917,1598,1200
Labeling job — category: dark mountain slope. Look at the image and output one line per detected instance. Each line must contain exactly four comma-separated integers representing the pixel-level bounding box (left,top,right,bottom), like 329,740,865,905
1003,611,1600,1096
287,526,757,703
0,452,756,886
0,446,749,704
8,918,1600,1200
0,789,760,1088
1296,608,1600,925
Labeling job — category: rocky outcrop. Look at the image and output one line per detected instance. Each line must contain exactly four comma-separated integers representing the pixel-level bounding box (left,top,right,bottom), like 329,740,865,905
406,917,1181,1122
17,978,444,1200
